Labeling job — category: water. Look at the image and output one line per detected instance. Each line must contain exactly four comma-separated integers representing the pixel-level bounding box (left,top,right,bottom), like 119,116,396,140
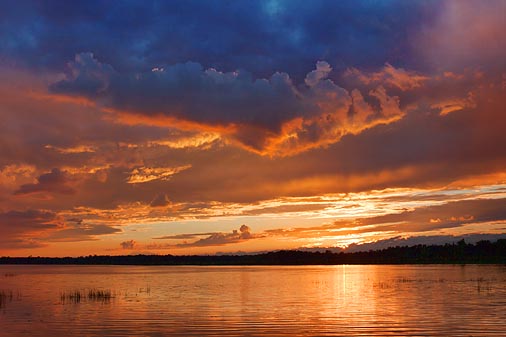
0,265,505,336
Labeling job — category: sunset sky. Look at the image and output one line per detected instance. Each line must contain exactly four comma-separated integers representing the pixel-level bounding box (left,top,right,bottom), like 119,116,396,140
1,0,505,257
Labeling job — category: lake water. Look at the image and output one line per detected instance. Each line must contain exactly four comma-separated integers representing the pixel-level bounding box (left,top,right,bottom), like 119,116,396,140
0,265,505,336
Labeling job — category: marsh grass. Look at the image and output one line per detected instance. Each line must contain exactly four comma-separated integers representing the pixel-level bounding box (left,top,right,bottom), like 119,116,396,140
60,285,152,304
0,290,13,309
60,288,114,304
123,285,152,299
0,290,20,309
0,290,13,299
88,289,113,300
474,277,492,293
138,286,151,294
374,278,448,289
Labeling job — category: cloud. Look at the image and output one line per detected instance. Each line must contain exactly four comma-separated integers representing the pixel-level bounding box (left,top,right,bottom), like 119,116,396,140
154,232,217,240
148,132,221,149
431,95,476,116
51,52,115,96
345,233,506,252
44,144,96,154
127,165,191,184
304,60,332,87
241,202,333,216
151,225,257,248
4,70,498,209
0,1,504,255
358,198,506,233
0,164,37,198
3,49,500,213
51,55,406,155
14,168,75,195
120,240,136,250
52,56,302,132
344,63,429,91
0,209,61,249
415,0,506,71
0,208,122,248
0,1,438,76
263,198,506,242
150,193,171,207
0,239,48,250
46,220,122,242
0,209,60,232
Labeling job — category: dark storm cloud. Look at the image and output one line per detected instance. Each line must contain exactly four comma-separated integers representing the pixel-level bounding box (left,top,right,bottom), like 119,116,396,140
53,53,115,96
0,1,438,76
52,54,303,132
50,54,408,154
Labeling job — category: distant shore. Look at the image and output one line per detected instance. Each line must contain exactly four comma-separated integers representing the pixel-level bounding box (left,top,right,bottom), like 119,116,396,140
1,239,505,265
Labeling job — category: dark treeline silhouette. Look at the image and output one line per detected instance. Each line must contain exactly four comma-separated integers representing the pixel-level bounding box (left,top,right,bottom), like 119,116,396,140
1,239,505,265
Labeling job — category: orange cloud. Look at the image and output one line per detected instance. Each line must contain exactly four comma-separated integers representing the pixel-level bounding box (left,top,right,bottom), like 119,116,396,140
344,63,429,91
14,168,75,196
431,94,476,116
150,225,258,249
127,165,192,184
148,132,222,149
44,144,97,154
49,57,410,157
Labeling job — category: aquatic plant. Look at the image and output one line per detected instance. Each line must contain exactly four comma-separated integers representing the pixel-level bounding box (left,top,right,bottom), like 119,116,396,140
138,286,151,294
87,289,113,300
60,288,114,303
475,277,492,293
60,290,83,303
0,290,14,309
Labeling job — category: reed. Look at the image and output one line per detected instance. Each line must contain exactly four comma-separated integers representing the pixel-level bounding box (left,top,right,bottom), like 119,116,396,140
88,289,112,300
138,286,151,294
0,290,14,300
60,290,83,303
0,290,14,308
60,288,114,303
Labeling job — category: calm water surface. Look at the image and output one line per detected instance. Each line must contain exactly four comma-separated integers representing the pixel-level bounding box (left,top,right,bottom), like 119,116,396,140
0,265,505,336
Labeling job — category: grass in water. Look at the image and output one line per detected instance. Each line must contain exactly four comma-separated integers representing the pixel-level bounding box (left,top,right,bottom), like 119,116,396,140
60,288,114,303
0,290,20,309
88,289,112,300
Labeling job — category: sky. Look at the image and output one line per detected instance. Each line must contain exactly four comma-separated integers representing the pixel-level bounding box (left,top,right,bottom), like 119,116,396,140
0,0,505,257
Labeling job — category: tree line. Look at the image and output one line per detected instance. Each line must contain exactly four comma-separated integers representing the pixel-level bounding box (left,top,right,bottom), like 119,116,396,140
1,239,505,265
